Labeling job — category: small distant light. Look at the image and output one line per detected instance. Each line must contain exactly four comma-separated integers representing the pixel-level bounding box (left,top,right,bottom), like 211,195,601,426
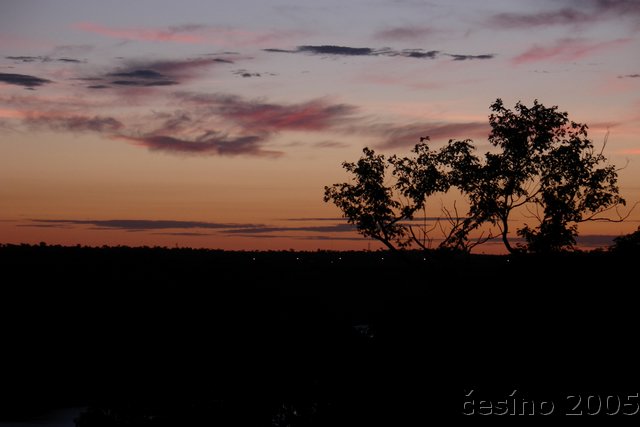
423,257,427,261
252,257,256,261
381,257,384,261
338,257,342,260
296,257,300,260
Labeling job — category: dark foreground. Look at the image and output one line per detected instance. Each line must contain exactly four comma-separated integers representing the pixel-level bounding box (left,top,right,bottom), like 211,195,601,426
1,244,638,424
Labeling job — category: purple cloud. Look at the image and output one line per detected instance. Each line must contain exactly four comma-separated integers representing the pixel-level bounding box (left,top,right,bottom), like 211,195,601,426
489,8,594,28
25,115,124,133
512,38,630,64
489,0,640,29
125,134,281,157
176,93,359,133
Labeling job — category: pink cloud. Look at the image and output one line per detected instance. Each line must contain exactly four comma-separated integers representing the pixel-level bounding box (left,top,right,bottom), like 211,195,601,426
73,22,304,47
73,22,204,43
176,93,359,133
513,38,631,65
0,108,23,119
219,100,356,132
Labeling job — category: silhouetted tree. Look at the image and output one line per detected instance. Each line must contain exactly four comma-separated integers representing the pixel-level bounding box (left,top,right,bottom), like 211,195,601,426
472,99,626,253
323,147,417,254
323,139,491,253
610,227,640,253
325,99,629,254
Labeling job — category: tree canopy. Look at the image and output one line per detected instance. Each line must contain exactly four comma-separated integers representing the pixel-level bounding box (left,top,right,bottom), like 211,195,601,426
324,99,628,254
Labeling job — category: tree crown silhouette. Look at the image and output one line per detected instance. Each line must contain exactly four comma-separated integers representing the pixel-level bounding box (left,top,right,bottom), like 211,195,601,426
324,99,629,254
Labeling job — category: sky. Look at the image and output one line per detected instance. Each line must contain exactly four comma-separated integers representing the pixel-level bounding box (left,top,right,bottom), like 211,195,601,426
1,0,639,252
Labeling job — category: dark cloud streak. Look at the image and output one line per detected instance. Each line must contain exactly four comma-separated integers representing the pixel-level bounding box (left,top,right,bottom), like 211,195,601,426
6,56,84,63
222,224,356,234
126,134,281,157
28,219,264,231
488,0,640,29
264,45,492,61
108,69,166,79
0,73,51,88
25,219,362,241
448,54,494,61
265,45,440,59
87,58,231,90
489,8,594,28
298,45,374,56
110,79,178,86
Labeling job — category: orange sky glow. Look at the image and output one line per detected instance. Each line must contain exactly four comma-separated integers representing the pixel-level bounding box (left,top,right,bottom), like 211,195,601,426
1,0,639,253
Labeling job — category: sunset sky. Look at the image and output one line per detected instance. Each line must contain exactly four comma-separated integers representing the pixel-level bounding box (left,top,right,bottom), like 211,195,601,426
1,0,639,252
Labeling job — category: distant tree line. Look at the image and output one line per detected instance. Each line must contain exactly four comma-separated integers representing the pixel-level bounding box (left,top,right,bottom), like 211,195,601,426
325,99,634,254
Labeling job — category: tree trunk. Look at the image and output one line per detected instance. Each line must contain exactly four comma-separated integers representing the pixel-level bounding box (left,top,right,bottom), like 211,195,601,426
501,216,517,254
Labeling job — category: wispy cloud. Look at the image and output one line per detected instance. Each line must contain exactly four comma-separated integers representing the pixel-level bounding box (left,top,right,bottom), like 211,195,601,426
24,218,361,241
489,8,594,28
489,0,640,29
28,219,264,231
25,114,124,133
618,73,640,78
152,232,212,236
265,44,495,62
228,234,364,241
120,94,358,156
5,84,495,155
265,45,441,59
84,58,231,89
1,87,362,157
346,121,489,149
374,26,436,41
575,234,619,247
110,79,178,87
447,54,494,61
222,223,356,234
299,45,376,56
231,69,276,78
176,93,358,133
73,22,304,47
0,72,52,88
6,55,84,64
124,134,280,157
312,141,349,149
512,38,630,64
74,22,208,44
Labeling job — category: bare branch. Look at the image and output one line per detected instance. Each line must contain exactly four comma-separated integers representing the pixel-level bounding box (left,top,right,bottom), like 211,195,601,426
599,129,609,157
408,225,430,251
579,201,639,223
